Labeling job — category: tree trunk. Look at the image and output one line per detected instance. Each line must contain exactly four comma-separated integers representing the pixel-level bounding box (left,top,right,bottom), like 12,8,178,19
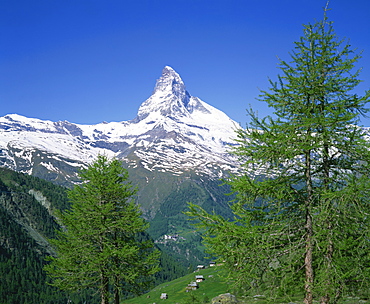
304,211,314,304
304,150,314,304
320,143,332,304
114,288,119,304
100,270,109,304
114,275,120,304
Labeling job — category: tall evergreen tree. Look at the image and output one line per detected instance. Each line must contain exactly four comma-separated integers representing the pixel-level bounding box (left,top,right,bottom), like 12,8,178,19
45,155,160,304
187,9,370,304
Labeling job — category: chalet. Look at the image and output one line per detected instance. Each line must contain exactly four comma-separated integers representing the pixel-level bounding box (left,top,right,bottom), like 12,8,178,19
197,265,205,270
209,261,216,267
160,293,168,299
164,234,178,240
195,275,204,282
186,282,199,291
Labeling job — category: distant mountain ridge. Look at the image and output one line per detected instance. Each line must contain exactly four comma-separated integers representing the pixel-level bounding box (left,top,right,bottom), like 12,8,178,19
0,66,240,185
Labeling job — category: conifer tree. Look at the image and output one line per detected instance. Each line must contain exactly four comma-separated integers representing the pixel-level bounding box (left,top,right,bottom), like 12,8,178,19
187,8,370,304
45,155,160,304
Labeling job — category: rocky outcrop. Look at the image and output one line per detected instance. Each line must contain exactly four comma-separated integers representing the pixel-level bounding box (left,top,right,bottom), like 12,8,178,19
212,293,239,304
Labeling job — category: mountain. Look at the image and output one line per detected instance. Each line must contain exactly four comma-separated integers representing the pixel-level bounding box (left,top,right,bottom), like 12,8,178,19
0,66,240,185
0,66,240,266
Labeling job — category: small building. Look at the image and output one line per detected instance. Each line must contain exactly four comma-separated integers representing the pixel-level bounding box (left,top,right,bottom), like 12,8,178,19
164,234,178,240
186,282,199,291
195,275,204,282
209,261,216,267
160,293,168,299
197,265,205,270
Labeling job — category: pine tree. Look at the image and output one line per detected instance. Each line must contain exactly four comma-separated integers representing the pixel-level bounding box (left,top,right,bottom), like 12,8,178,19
187,9,370,304
45,155,160,304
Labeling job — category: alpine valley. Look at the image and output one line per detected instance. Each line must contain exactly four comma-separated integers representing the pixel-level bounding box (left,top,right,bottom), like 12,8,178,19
0,66,241,268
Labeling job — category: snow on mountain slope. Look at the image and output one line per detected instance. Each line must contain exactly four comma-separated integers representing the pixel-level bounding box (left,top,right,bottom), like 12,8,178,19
0,66,240,181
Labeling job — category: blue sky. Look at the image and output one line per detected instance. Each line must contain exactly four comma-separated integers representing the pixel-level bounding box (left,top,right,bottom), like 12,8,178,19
1,0,370,126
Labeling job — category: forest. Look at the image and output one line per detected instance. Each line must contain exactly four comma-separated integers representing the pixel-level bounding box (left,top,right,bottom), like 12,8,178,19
0,166,187,303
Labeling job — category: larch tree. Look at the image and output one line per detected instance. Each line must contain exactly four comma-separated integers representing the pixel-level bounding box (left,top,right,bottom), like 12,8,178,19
44,155,160,304
187,8,370,304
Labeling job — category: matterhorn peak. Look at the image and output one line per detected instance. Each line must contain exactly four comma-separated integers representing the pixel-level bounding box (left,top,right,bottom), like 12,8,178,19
153,66,188,98
136,66,192,121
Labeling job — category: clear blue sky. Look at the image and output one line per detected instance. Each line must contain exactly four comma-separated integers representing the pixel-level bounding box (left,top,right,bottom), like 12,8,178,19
1,0,370,126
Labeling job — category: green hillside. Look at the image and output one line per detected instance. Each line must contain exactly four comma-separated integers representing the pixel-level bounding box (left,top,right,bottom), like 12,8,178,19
124,266,230,304
125,264,370,304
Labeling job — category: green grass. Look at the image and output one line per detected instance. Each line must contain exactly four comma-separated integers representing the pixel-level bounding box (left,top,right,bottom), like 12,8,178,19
123,267,230,304
123,265,370,304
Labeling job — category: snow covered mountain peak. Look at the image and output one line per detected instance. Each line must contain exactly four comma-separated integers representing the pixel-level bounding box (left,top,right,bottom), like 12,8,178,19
154,66,185,94
0,67,241,183
137,66,192,121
